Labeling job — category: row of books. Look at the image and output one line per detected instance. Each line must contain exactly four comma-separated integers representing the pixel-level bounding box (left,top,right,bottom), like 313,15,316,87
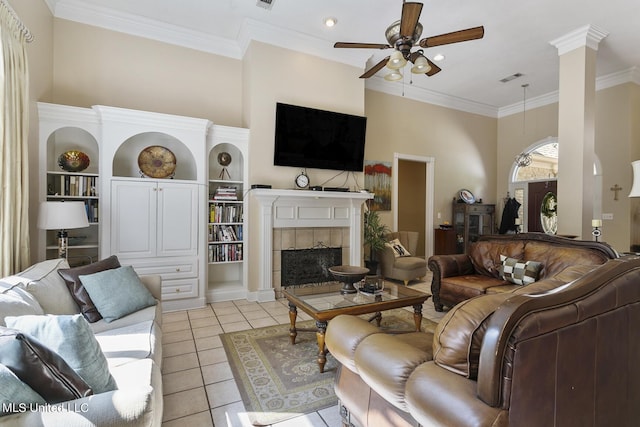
84,199,99,223
211,186,238,200
208,224,242,242
50,175,99,197
208,243,243,263
209,204,242,223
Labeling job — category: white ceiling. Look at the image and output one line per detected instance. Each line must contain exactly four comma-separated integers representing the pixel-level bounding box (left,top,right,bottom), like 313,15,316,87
45,0,640,117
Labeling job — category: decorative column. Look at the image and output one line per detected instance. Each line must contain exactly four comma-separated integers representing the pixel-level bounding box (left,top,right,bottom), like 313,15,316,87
550,25,608,238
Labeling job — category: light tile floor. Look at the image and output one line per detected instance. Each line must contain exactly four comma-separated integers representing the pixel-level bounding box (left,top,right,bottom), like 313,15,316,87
160,277,446,427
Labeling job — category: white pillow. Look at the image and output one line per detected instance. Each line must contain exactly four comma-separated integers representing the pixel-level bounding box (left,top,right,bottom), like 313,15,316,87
385,238,411,257
15,259,79,315
0,282,44,326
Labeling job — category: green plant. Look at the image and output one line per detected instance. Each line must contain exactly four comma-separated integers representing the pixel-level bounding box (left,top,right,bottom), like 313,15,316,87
363,210,389,261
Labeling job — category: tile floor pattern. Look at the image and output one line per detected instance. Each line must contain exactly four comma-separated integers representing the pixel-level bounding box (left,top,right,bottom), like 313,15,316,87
160,277,446,427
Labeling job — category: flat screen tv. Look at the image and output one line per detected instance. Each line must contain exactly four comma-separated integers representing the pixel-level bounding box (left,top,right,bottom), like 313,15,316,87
273,102,367,172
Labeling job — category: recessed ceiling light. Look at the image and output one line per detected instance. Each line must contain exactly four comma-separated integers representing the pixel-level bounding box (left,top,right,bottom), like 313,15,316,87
433,53,445,62
324,17,338,27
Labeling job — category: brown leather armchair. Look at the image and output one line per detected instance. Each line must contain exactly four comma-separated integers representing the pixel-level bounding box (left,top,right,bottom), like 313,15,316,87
378,231,427,285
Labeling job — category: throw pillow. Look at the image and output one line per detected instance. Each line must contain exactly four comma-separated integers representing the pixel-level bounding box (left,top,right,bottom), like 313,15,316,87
0,326,92,403
385,238,411,257
79,266,157,323
498,254,542,285
0,364,46,416
0,283,44,326
57,255,121,323
5,314,117,393
15,259,79,315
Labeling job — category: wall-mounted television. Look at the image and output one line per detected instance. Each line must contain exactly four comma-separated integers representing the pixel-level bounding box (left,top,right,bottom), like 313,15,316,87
273,102,367,172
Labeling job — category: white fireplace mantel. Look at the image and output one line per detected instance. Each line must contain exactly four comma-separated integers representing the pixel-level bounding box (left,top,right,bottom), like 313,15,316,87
251,189,373,301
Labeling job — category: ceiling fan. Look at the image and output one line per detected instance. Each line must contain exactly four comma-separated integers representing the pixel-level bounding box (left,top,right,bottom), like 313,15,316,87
334,1,484,80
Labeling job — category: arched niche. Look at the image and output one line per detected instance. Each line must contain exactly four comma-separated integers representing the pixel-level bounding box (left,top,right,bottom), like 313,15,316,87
46,127,99,174
209,142,244,182
112,132,197,180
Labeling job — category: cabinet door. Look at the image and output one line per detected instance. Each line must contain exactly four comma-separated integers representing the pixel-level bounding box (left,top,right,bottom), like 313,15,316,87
157,182,198,257
111,180,157,258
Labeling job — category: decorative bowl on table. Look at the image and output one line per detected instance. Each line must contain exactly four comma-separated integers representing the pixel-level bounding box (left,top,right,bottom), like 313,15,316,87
58,150,90,172
328,265,370,295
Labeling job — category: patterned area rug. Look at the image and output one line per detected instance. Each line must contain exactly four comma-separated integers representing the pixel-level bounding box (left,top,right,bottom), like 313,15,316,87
221,309,438,426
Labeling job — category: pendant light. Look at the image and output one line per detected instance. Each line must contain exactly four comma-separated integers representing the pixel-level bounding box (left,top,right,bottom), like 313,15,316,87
514,83,533,167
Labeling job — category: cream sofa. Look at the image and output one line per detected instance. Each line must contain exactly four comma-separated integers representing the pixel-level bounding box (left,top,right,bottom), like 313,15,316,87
0,258,163,427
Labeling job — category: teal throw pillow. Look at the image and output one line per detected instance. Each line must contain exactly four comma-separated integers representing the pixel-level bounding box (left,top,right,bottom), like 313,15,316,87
0,364,45,416
5,314,117,393
79,265,157,323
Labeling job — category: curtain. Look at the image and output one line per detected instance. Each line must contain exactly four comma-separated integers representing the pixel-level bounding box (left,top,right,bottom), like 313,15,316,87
0,0,31,276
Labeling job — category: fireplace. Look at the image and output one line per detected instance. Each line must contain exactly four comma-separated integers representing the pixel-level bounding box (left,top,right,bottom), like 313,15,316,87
281,247,342,287
251,188,372,301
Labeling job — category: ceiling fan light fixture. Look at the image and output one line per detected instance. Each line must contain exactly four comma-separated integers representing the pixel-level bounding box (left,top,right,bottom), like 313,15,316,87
411,55,431,74
386,50,407,70
384,69,403,81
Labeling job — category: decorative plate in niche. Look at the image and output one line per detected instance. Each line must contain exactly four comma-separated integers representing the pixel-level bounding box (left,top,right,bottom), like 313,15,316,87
138,145,176,178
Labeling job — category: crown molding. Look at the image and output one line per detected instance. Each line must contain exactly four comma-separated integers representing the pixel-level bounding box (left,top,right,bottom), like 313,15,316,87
53,0,242,58
549,24,609,55
365,77,499,118
497,66,639,118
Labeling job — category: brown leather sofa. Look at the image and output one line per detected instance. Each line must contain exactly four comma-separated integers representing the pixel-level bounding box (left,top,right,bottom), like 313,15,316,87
325,256,640,427
428,233,618,311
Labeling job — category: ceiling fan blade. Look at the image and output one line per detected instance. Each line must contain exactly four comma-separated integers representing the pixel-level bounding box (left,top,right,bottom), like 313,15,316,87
425,58,441,76
334,42,391,49
359,57,390,79
419,26,485,48
400,2,423,38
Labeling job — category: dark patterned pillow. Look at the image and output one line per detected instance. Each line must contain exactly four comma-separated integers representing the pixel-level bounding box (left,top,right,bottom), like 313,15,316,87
498,254,542,285
57,255,121,323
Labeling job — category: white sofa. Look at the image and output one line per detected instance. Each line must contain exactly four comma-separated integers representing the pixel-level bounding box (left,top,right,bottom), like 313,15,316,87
0,258,163,427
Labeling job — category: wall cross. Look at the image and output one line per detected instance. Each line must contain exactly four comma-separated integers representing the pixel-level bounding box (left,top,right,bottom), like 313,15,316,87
611,184,623,201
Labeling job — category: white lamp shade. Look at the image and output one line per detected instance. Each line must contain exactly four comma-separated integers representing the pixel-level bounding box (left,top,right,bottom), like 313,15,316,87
386,51,407,70
37,201,89,230
630,160,640,197
384,69,403,81
411,56,432,74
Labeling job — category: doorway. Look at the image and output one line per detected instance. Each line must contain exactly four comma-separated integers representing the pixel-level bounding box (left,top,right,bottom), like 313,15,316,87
528,181,557,232
393,153,435,258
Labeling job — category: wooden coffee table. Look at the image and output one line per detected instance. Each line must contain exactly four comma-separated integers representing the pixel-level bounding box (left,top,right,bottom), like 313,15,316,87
283,281,430,373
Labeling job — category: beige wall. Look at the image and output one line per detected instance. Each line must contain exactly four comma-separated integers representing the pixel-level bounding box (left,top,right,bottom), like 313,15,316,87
365,89,498,229
9,0,54,264
52,20,243,126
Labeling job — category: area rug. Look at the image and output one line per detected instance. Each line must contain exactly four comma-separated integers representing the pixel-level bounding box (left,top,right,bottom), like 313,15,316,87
221,309,438,426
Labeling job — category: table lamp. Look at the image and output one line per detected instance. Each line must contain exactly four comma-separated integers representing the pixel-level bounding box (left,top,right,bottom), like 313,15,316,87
37,201,89,259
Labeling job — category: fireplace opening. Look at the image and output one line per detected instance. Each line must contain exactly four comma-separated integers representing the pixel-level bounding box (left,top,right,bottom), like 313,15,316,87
281,247,342,287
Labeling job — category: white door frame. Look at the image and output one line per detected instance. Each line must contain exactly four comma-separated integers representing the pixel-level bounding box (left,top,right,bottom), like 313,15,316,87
392,153,435,258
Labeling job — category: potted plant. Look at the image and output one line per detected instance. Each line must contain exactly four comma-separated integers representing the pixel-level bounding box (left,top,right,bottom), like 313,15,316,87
363,210,389,275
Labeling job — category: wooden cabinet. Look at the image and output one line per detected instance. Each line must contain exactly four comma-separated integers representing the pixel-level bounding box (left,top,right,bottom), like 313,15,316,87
111,179,198,258
452,202,495,254
434,228,457,255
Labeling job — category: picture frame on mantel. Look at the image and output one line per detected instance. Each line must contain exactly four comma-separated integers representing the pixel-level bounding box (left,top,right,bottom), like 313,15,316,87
364,160,391,211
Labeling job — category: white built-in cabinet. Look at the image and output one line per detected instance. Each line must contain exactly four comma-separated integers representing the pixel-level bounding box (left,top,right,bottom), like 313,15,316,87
38,103,250,311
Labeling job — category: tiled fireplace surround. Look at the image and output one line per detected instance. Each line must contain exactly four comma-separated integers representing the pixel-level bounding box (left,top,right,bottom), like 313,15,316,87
252,189,373,301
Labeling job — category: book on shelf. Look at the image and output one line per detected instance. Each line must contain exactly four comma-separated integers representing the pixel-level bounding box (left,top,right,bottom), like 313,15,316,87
212,186,238,200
